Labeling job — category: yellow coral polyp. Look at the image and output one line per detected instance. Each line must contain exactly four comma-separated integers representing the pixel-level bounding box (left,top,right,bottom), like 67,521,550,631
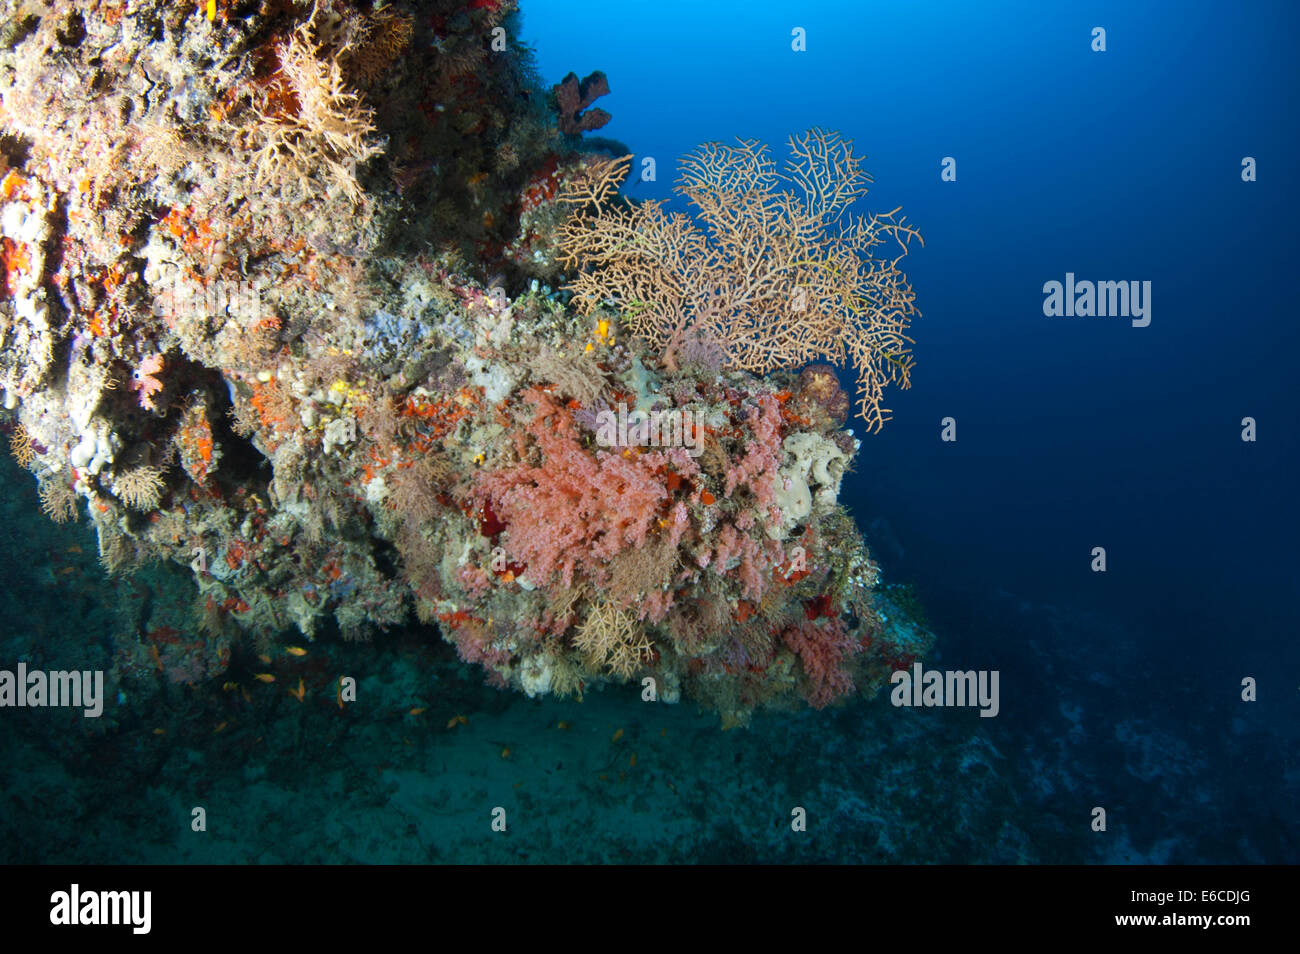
584,319,611,353
328,379,369,413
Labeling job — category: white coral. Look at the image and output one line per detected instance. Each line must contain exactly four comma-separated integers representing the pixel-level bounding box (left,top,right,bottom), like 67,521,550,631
771,432,849,537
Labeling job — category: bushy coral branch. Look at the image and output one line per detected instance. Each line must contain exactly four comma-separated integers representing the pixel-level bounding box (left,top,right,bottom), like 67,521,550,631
248,22,384,204
472,388,670,588
782,617,861,709
558,128,923,430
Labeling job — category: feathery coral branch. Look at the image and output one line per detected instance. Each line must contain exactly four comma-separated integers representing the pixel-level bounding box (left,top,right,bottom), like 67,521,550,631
558,128,923,430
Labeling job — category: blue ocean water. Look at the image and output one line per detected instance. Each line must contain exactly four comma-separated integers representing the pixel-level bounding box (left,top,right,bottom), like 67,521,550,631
1,0,1295,864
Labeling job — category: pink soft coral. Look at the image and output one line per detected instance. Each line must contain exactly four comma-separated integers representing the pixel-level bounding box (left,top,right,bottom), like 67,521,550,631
782,617,861,709
473,388,671,588
129,354,164,410
711,521,781,603
723,393,781,504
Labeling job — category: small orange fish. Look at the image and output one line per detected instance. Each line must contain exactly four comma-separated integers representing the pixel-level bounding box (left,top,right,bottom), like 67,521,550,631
222,681,238,692
214,722,228,734
58,566,76,575
556,721,571,730
628,752,637,768
501,747,511,759
446,714,468,729
610,728,624,743
408,707,426,716
257,653,272,665
253,673,275,683
152,727,166,736
289,678,305,702
65,545,82,554
286,646,307,657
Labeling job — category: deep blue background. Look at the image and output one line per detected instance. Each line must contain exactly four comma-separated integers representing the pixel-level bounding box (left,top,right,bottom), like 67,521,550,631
523,0,1299,666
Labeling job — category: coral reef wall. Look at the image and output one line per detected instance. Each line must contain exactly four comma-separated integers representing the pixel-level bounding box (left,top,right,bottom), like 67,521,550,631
0,0,929,727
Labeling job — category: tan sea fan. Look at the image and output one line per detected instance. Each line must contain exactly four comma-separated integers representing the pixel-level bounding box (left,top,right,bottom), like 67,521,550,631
558,129,923,431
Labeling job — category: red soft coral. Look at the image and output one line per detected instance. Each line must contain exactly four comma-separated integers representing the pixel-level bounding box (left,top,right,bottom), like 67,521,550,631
781,617,861,709
472,388,670,588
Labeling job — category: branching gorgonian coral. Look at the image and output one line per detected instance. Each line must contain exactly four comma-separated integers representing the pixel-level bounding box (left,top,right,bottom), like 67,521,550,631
248,20,384,204
558,129,924,431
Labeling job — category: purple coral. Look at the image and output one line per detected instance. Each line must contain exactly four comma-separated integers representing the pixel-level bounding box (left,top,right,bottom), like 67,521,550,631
553,70,612,135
